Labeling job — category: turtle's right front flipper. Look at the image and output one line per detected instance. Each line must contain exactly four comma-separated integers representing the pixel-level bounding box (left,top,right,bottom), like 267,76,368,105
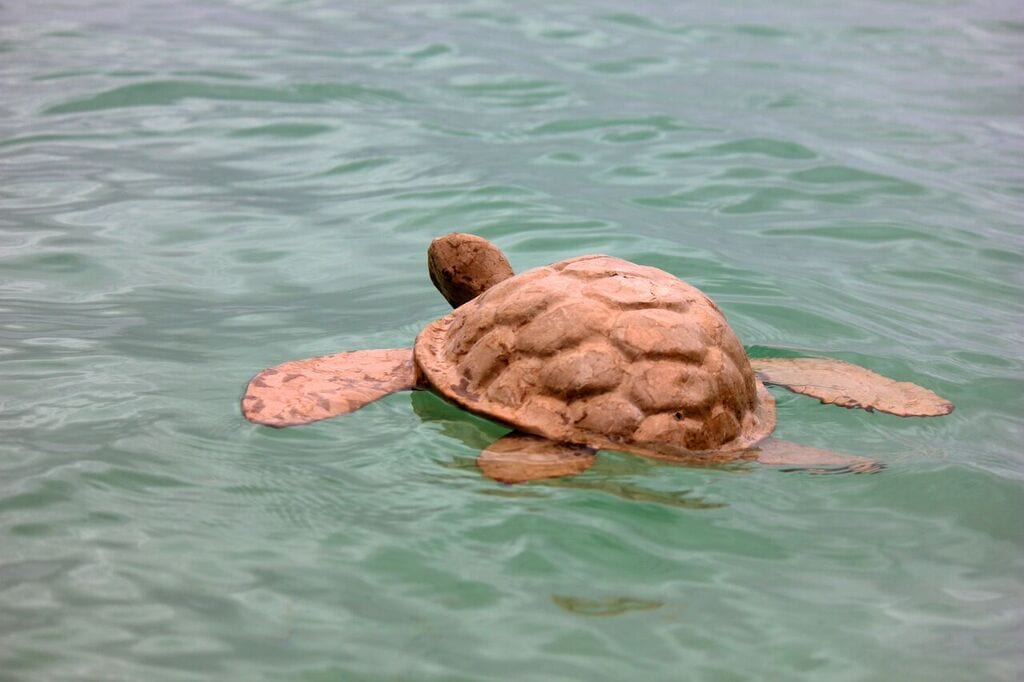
242,348,416,427
478,433,597,483
750,357,953,417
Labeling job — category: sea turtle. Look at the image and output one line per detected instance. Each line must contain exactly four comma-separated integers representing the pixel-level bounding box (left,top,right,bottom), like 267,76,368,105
242,233,952,482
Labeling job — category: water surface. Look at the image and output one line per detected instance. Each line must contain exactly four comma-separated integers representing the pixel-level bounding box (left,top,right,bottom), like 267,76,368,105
1,1,1022,680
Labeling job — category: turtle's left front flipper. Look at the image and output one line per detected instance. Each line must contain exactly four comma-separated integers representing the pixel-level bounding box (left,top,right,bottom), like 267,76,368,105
242,348,416,427
750,357,953,417
478,433,597,483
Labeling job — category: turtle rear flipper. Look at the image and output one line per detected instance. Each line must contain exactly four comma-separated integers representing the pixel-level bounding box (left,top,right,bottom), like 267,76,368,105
750,357,953,417
242,348,416,427
753,438,883,474
477,433,597,483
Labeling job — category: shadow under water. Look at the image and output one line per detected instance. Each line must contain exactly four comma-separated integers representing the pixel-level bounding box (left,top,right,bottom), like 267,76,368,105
411,390,730,509
551,594,665,616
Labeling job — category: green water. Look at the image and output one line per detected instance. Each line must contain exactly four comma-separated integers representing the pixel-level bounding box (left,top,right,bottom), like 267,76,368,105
2,1,1022,680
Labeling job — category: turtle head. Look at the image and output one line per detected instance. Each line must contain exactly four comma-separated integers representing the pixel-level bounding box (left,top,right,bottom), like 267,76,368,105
428,233,514,308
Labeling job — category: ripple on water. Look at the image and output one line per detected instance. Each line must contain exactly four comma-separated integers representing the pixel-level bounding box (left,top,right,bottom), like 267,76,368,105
587,56,676,75
634,174,930,215
43,80,411,115
446,75,573,110
525,115,692,142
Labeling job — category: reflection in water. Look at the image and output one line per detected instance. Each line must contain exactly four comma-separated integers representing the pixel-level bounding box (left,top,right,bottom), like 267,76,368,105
411,391,726,509
410,388,503,449
552,594,664,616
535,475,726,509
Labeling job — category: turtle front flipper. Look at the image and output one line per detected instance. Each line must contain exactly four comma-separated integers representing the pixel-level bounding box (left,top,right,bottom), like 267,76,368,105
753,438,883,474
242,348,417,427
477,432,597,483
750,357,953,417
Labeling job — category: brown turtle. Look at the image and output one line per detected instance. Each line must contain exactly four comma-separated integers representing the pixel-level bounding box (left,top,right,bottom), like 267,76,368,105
242,233,952,482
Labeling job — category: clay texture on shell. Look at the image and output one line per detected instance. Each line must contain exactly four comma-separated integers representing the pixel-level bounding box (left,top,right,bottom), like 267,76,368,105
415,255,776,458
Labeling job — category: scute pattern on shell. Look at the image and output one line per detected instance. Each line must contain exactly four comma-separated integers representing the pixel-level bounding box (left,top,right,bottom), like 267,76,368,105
415,255,775,456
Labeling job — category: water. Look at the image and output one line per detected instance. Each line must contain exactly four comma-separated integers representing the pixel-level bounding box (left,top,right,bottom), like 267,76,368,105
1,1,1022,679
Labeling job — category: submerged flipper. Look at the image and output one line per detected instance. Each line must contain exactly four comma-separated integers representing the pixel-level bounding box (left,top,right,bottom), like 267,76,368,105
750,357,953,417
242,348,416,427
753,438,883,474
478,432,597,484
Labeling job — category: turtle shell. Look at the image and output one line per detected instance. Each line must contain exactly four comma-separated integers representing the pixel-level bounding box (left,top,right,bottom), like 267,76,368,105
414,255,775,458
